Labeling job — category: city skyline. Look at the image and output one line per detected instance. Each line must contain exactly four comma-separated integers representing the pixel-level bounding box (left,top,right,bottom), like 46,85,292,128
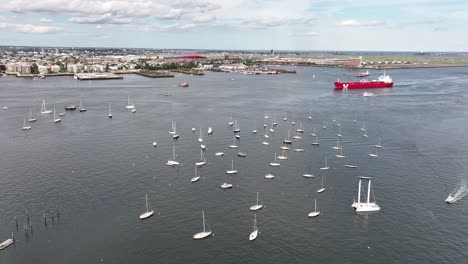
0,0,467,52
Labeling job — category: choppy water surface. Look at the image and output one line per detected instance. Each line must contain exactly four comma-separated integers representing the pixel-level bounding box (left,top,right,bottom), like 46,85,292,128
1,67,468,263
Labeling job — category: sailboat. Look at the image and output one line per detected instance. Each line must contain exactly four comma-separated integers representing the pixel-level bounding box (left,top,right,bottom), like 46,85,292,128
221,182,233,189
317,176,326,193
152,137,157,147
233,120,240,133
170,121,179,139
269,153,280,167
320,157,330,170
369,148,379,158
374,137,383,148
249,192,263,211
352,177,381,212
108,103,112,118
337,126,342,137
277,150,287,160
280,144,290,150
166,143,180,166
283,112,288,121
198,128,203,143
264,125,270,139
41,99,52,114
272,114,277,126
336,148,345,158
229,137,238,149
191,166,200,183
207,127,213,135
139,194,154,220
303,172,314,178
226,159,237,174
308,198,321,217
193,210,212,240
360,121,366,132
308,111,312,120
28,108,37,122
252,120,257,134
21,117,31,130
195,149,207,167
228,114,234,126
53,107,61,123
126,95,135,109
310,128,316,137
311,134,319,146
293,131,302,139
264,173,274,179
249,213,259,241
283,129,292,144
363,128,368,137
79,96,87,112
296,121,304,133
332,138,341,150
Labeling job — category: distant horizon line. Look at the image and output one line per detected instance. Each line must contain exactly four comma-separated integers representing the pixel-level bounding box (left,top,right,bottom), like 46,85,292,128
0,44,466,54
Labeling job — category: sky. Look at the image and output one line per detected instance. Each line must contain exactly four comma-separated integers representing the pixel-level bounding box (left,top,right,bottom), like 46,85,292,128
0,0,467,51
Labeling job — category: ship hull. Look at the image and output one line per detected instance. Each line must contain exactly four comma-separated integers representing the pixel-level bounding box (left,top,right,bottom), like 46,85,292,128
334,81,393,89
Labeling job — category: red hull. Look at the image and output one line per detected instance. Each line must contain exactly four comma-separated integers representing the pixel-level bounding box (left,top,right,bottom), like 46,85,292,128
334,81,393,89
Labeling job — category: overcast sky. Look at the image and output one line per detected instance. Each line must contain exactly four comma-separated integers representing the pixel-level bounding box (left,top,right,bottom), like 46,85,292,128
0,0,466,51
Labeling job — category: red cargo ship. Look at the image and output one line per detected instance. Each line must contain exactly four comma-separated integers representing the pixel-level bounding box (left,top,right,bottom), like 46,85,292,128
334,73,393,89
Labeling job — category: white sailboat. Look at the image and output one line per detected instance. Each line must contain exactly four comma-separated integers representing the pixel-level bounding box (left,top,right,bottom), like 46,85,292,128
264,173,274,179
369,148,379,158
108,103,112,118
226,159,237,174
272,114,277,126
229,137,238,149
264,126,270,139
195,149,207,167
249,213,259,241
215,152,224,156
166,143,180,166
228,114,234,126
308,198,321,217
308,111,312,120
233,120,240,133
374,137,383,148
193,210,212,240
311,134,319,146
293,132,302,139
207,127,213,135
336,148,345,158
252,120,257,134
337,126,342,137
79,96,87,112
269,153,280,167
169,121,176,134
320,157,330,170
53,107,61,123
352,177,381,212
139,193,154,220
317,176,326,193
296,121,304,133
249,192,263,211
221,182,233,189
332,138,341,150
41,99,52,114
280,144,290,150
310,128,316,137
303,172,314,178
191,165,200,183
28,108,37,122
283,129,292,144
21,117,31,130
198,128,203,143
277,150,287,160
152,137,157,147
126,95,135,109
360,121,366,132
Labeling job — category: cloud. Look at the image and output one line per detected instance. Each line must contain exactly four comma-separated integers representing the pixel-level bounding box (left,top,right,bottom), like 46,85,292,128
241,16,314,28
0,22,63,33
291,32,319,36
336,19,385,27
137,22,199,32
191,14,216,23
94,35,111,40
434,27,448,31
0,16,7,21
171,0,221,12
39,17,53,23
70,13,133,24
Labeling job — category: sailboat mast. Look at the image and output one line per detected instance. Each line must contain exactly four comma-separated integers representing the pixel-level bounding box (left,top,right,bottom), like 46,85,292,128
253,213,257,229
357,179,362,203
231,159,234,170
172,144,176,160
256,192,259,206
145,194,149,212
202,211,206,232
314,198,317,212
367,179,371,205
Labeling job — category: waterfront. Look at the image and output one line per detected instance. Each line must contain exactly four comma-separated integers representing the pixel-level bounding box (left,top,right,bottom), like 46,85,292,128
1,66,468,263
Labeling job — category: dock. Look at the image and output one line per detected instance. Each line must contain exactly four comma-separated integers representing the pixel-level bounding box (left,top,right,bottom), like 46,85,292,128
136,71,175,78
74,73,123,80
171,69,205,75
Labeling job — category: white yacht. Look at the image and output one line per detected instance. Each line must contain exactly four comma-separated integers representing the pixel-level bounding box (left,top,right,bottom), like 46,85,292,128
193,211,212,240
249,192,263,211
139,194,154,220
352,177,381,212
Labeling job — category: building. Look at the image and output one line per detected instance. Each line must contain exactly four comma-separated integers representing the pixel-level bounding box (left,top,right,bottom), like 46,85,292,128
20,64,31,74
50,65,61,73
345,56,363,68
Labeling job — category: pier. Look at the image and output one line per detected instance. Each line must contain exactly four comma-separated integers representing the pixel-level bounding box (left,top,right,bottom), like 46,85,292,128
136,71,175,78
74,73,123,80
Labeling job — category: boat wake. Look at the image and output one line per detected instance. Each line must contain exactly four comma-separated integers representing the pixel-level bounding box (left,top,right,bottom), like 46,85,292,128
446,181,468,204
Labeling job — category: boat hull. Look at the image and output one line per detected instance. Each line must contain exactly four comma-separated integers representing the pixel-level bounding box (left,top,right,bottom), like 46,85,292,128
334,81,393,89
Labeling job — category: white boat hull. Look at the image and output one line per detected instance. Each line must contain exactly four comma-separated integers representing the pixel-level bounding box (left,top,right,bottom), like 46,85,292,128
352,202,381,212
226,170,238,174
303,174,314,178
166,160,180,166
317,188,326,193
308,211,320,218
193,231,212,240
139,211,154,219
249,229,258,241
264,174,274,179
249,204,263,211
191,176,200,183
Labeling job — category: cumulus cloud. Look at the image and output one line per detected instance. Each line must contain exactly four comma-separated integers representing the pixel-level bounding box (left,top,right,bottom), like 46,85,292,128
0,22,63,33
336,19,385,27
191,14,216,23
137,22,198,32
